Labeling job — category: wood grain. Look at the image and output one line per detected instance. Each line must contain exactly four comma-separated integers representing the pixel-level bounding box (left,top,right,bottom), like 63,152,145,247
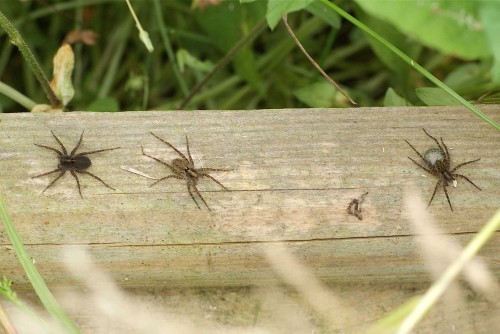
0,106,499,288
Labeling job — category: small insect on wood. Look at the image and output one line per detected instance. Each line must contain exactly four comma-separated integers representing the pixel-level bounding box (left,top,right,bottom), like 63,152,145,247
33,131,120,198
405,128,481,211
141,133,231,211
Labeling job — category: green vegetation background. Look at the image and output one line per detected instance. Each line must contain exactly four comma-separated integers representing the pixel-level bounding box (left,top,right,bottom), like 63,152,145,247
1,0,499,113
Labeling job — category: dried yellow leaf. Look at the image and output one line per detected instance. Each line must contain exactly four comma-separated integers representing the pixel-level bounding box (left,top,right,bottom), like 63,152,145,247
49,44,75,107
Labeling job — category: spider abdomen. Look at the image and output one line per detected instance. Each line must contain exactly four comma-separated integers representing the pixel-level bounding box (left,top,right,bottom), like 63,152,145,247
423,148,445,166
59,155,92,171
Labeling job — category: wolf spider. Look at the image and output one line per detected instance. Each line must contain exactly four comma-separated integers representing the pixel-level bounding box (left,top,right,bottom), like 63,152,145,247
33,131,120,198
141,132,231,211
405,128,481,211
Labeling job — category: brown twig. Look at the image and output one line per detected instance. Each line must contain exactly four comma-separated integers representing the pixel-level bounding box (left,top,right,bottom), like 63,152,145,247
282,14,356,105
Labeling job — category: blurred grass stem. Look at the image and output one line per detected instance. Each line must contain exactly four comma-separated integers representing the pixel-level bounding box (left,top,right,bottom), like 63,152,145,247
0,10,61,108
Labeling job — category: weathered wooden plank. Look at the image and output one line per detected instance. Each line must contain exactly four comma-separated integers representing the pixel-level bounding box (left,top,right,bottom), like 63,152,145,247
0,106,499,288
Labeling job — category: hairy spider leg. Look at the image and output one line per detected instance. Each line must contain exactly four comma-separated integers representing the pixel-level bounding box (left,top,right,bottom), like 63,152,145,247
427,178,455,211
150,175,183,187
199,172,230,190
405,140,430,167
422,128,447,162
70,131,85,155
189,182,211,211
150,132,189,162
451,158,482,190
69,169,83,198
78,147,121,156
141,146,177,174
79,170,116,190
187,184,202,210
50,131,68,155
185,135,194,166
451,158,481,173
441,181,453,211
34,144,64,157
32,141,66,192
407,157,433,175
32,168,62,179
440,137,450,163
198,167,232,173
453,174,482,190
34,169,66,193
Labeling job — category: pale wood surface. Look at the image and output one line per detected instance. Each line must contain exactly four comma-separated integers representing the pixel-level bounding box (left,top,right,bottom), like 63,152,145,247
0,106,499,288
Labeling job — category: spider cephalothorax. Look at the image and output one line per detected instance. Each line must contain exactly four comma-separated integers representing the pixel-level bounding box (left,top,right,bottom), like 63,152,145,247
405,128,481,211
33,131,120,198
141,132,231,211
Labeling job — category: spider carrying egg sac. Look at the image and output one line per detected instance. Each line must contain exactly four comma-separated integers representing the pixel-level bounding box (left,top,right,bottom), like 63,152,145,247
423,148,444,166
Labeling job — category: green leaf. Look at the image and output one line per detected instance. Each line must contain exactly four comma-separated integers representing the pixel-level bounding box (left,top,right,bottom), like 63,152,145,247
195,0,264,94
294,81,337,108
177,49,214,73
355,7,422,76
443,63,483,91
305,1,340,29
86,97,120,112
479,3,500,83
416,87,462,106
319,0,499,130
354,0,489,60
383,88,409,106
266,0,314,30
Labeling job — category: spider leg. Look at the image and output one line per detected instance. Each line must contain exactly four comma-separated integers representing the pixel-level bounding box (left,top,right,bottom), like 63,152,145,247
200,173,229,190
39,170,66,193
405,140,427,164
78,147,121,156
453,174,482,190
150,175,182,187
442,181,454,212
141,146,177,174
198,167,232,173
186,182,203,210
451,158,481,173
70,131,84,155
32,168,62,179
78,170,115,190
185,135,194,166
150,132,189,161
50,131,68,155
422,129,450,167
440,137,450,162
69,169,83,198
427,179,442,208
34,144,64,157
407,157,433,174
422,129,444,152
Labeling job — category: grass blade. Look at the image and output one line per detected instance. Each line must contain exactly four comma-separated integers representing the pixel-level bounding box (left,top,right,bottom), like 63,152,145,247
0,197,80,333
319,0,500,131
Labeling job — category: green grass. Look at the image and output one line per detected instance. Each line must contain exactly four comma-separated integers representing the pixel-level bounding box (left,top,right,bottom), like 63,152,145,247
0,0,497,125
0,197,80,333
